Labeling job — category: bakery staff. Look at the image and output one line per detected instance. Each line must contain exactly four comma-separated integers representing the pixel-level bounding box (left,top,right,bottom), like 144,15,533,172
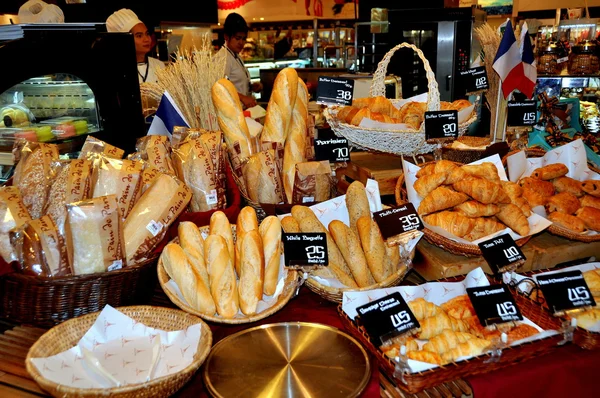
221,13,261,109
106,9,165,84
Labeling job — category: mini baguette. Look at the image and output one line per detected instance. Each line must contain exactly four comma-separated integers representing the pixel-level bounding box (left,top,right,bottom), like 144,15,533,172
259,216,282,296
238,230,264,315
178,221,204,252
329,220,375,287
282,79,308,203
356,216,391,283
346,181,371,230
183,246,210,290
261,68,299,144
209,211,235,271
281,216,300,233
235,206,259,276
205,235,238,318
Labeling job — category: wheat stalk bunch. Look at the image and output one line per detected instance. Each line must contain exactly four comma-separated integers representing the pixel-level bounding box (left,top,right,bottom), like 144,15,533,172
474,23,503,136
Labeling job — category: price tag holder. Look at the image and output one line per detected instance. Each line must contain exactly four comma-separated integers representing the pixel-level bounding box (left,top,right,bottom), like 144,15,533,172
356,292,420,346
507,100,537,126
467,284,523,327
314,136,351,162
537,270,596,316
425,110,459,141
373,203,424,240
316,76,355,106
282,233,328,268
459,66,489,93
478,233,525,274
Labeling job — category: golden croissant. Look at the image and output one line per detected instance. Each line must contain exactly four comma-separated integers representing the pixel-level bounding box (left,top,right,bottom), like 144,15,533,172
434,160,458,176
440,338,491,364
418,187,469,215
496,204,530,236
408,298,444,321
463,217,506,242
414,172,447,198
423,330,478,354
418,312,470,339
460,162,501,182
453,179,510,204
423,211,476,238
583,269,600,297
454,201,500,217
407,350,442,365
441,295,476,319
416,163,436,178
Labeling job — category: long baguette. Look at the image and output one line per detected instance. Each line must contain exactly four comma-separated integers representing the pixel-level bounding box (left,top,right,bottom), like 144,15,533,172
178,221,204,252
329,220,375,287
261,68,299,144
205,235,238,318
356,216,391,283
282,79,308,203
259,216,282,295
281,216,300,233
209,211,235,272
235,206,259,276
346,181,371,231
238,230,264,315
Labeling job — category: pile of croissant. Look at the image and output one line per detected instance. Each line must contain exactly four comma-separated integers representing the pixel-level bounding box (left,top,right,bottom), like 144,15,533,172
335,96,472,130
380,295,538,365
415,160,531,241
516,163,600,233
160,207,282,318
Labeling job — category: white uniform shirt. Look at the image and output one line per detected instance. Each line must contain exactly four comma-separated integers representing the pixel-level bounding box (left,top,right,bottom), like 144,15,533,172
222,44,251,96
137,57,165,84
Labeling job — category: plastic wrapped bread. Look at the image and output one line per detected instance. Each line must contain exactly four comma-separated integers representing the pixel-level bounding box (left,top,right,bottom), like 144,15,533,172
78,136,124,160
0,187,31,262
91,157,143,219
131,135,176,175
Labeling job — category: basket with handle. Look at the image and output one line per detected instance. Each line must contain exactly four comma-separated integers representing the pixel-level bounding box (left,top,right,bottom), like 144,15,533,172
324,43,476,156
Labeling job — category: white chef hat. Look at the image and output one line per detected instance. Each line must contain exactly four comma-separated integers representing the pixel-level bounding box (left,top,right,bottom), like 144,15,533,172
106,8,143,33
18,0,64,24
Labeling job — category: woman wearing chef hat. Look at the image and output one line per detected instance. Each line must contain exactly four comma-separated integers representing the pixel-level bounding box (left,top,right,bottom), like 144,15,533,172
106,9,165,85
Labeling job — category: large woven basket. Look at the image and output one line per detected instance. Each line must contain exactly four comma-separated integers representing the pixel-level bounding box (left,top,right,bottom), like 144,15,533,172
502,148,600,243
0,256,158,327
324,43,476,156
337,275,564,394
26,306,212,398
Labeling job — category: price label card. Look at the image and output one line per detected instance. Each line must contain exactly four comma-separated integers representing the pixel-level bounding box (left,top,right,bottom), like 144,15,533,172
356,292,420,346
537,270,596,315
373,203,424,240
314,136,351,162
467,284,523,326
316,76,355,106
507,100,537,126
425,110,459,140
459,66,489,92
282,233,328,267
478,233,525,274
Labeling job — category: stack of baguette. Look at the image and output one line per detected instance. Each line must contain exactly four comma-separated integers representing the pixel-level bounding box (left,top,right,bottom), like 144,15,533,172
281,181,401,288
516,163,600,233
414,160,532,241
159,207,283,318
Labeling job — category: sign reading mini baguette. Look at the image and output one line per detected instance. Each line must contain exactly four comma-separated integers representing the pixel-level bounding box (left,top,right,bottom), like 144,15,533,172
425,110,459,141
467,284,523,326
537,270,596,315
282,232,329,267
373,203,424,240
314,136,351,162
507,100,537,126
316,76,355,106
478,233,525,274
459,66,489,93
357,292,420,346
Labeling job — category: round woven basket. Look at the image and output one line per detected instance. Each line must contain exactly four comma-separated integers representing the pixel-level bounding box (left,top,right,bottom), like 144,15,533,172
324,43,476,156
26,306,212,398
394,161,531,257
502,148,600,242
158,226,300,324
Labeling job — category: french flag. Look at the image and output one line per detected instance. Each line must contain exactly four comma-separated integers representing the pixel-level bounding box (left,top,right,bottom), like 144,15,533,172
493,21,525,99
519,22,537,99
147,91,189,137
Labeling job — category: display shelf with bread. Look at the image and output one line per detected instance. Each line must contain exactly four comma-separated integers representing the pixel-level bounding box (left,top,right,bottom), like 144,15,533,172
323,43,477,156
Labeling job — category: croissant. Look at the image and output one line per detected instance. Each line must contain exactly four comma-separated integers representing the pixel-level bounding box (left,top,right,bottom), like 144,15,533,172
582,180,600,197
548,212,586,233
572,308,600,330
416,163,436,178
414,172,447,197
455,201,500,217
506,324,539,342
407,350,442,365
440,338,491,364
519,177,555,197
522,187,547,208
418,312,470,339
450,99,472,111
576,206,600,231
423,330,478,354
501,181,531,214
423,211,476,238
337,106,358,122
532,163,568,180
349,107,371,126
545,192,581,215
418,187,469,215
552,176,584,198
463,217,506,241
460,162,501,182
352,96,394,115
408,298,444,321
496,204,530,236
441,295,476,319
584,269,600,297
434,160,458,176
444,167,468,185
453,179,510,204
581,195,600,210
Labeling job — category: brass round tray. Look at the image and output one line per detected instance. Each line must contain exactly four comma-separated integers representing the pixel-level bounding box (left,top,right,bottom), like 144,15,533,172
203,322,371,398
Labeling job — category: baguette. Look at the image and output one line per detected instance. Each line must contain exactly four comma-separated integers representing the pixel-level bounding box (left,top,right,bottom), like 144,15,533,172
329,220,376,287
238,230,264,315
283,79,308,203
281,216,301,233
209,211,235,272
259,216,282,296
205,235,238,318
235,206,259,276
356,216,391,283
346,181,371,231
178,221,205,252
261,68,299,144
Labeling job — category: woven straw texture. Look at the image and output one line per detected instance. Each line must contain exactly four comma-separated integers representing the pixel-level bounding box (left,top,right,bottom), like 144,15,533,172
442,136,494,164
26,306,212,398
0,256,158,327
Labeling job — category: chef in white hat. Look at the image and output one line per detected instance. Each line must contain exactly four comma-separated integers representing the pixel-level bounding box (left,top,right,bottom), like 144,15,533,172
106,9,165,84
18,0,64,24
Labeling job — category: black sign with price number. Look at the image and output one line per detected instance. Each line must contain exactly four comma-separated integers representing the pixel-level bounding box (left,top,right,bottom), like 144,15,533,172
282,233,328,267
314,137,351,162
316,76,355,106
537,270,596,315
373,203,424,240
459,66,489,93
356,292,420,346
478,233,525,274
425,110,459,140
467,284,523,327
507,100,537,126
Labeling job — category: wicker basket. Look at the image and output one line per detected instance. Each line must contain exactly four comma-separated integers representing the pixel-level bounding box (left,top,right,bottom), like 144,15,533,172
337,275,564,394
394,163,531,257
0,256,158,328
502,148,600,243
324,43,476,156
442,137,510,165
26,306,212,398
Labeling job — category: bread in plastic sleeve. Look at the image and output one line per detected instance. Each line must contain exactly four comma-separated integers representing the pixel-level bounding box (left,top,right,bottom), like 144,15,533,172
0,186,32,262
292,161,333,204
79,136,124,160
92,157,143,219
243,150,284,204
139,164,163,195
132,135,176,175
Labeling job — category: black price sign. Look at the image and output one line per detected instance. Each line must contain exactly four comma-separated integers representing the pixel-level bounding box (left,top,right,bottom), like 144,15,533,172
478,233,525,274
314,137,350,162
507,100,537,126
425,110,459,140
537,270,596,315
282,233,328,267
467,284,523,327
460,66,489,92
373,203,424,240
356,292,420,346
316,76,355,106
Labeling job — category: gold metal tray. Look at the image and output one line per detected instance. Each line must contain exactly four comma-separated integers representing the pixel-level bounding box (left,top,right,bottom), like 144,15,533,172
203,322,371,398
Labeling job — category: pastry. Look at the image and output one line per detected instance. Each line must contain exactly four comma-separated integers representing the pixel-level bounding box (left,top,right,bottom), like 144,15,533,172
453,179,510,204
463,217,506,241
434,160,458,176
548,212,586,233
522,187,547,208
423,211,476,238
407,298,443,320
407,351,442,365
416,163,436,178
440,339,491,364
496,204,530,236
441,295,476,319
572,309,600,330
501,181,531,216
581,180,600,197
581,195,600,210
532,164,569,180
583,269,600,297
519,177,555,197
545,192,581,215
459,162,501,182
455,201,500,218
418,312,470,339
418,187,469,215
423,330,478,354
576,206,600,231
414,172,447,198
552,176,584,197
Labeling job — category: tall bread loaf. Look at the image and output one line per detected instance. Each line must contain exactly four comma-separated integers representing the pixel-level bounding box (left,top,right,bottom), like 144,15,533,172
235,206,259,276
238,230,264,315
209,211,235,270
356,216,392,283
205,235,238,318
346,181,371,230
283,79,308,203
259,216,282,295
329,220,375,287
261,68,299,144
